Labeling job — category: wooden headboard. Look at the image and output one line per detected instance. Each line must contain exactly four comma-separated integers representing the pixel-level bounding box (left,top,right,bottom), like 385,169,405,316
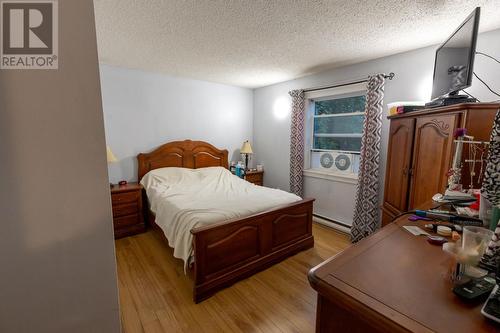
137,140,229,180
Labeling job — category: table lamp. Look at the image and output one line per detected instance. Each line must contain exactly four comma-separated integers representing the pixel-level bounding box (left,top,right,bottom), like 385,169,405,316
107,146,117,187
107,146,117,163
240,140,253,171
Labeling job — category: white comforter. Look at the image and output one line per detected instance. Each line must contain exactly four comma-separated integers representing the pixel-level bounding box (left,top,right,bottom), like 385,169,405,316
140,167,301,269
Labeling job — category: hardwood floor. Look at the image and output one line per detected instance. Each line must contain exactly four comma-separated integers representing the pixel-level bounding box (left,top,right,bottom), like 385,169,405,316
115,223,351,333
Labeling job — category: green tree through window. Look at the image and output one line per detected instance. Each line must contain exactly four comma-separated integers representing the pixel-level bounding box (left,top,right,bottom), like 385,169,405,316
313,95,365,152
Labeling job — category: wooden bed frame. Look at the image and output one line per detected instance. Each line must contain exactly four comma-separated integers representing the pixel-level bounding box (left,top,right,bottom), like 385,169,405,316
138,140,314,303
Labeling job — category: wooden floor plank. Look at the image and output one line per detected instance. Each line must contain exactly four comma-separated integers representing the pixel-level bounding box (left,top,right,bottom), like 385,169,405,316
116,223,350,333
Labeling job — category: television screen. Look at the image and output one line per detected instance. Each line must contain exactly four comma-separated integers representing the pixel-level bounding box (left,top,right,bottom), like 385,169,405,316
431,8,480,100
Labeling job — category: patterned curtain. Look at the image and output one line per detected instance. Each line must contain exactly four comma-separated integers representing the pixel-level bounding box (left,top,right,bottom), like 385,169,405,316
289,90,306,197
351,74,386,243
481,109,500,208
480,110,500,270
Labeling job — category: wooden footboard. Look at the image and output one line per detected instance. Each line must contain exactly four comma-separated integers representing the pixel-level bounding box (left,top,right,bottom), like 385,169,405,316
138,141,315,302
191,198,314,303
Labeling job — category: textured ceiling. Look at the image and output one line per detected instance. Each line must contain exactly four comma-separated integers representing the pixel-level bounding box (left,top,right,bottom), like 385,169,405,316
94,0,500,88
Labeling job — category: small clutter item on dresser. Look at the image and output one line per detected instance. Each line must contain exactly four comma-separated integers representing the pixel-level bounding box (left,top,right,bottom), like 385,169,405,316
415,210,454,221
462,227,494,263
409,214,432,221
235,161,245,178
455,206,479,218
428,235,448,245
403,225,429,236
453,275,496,300
481,284,500,323
443,189,476,201
481,261,500,323
453,226,494,278
424,223,462,233
442,226,493,281
437,226,452,237
387,101,425,116
447,127,491,193
415,209,484,226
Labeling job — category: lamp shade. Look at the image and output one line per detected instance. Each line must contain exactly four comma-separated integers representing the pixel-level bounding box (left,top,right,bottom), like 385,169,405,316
240,140,253,154
106,146,118,163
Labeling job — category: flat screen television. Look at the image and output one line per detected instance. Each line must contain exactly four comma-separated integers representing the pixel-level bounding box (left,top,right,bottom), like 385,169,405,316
430,7,480,101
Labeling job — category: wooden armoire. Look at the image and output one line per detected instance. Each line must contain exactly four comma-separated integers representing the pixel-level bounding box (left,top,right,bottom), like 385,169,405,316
381,103,500,226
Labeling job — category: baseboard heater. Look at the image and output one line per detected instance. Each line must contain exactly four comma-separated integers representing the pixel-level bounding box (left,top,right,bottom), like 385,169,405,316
313,214,351,231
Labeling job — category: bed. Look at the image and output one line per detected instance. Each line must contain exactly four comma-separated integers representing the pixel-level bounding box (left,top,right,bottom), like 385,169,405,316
137,140,314,303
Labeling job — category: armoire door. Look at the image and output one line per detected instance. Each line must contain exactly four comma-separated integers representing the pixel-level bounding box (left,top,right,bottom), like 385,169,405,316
409,114,459,209
383,118,415,216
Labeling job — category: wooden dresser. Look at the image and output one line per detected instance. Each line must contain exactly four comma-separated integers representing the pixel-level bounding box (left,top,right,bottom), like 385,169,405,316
244,170,264,186
111,183,145,238
308,213,499,333
382,103,499,226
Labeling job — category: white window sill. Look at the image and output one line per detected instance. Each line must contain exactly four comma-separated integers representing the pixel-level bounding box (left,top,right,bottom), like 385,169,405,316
303,169,358,184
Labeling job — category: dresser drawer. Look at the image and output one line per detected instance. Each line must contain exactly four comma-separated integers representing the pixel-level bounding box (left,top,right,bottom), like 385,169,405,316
111,183,145,239
113,202,138,217
113,214,140,227
245,171,263,185
112,190,139,205
245,174,260,182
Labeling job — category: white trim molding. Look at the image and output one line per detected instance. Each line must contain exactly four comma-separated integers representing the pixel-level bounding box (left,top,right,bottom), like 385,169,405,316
303,168,358,184
304,82,367,100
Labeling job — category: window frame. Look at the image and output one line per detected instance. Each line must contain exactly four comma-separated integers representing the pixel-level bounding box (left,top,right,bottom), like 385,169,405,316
304,82,366,176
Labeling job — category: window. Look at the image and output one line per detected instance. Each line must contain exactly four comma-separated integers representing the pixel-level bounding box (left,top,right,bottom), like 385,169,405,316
312,95,366,153
305,88,366,177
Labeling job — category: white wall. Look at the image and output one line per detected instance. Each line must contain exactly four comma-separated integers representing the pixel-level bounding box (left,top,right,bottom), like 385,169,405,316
0,0,120,332
100,65,254,183
253,28,500,226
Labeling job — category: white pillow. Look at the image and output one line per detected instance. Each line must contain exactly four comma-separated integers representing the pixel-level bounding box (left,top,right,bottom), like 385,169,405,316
140,166,228,189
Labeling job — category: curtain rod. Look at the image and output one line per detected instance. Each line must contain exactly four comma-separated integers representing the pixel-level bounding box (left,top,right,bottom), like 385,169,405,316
303,72,395,93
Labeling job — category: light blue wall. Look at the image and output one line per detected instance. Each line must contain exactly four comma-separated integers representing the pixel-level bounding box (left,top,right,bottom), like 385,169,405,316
253,28,500,225
99,28,500,225
100,65,254,183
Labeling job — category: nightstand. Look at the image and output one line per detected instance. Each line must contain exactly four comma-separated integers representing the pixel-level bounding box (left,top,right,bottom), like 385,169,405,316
110,183,145,239
245,170,264,186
